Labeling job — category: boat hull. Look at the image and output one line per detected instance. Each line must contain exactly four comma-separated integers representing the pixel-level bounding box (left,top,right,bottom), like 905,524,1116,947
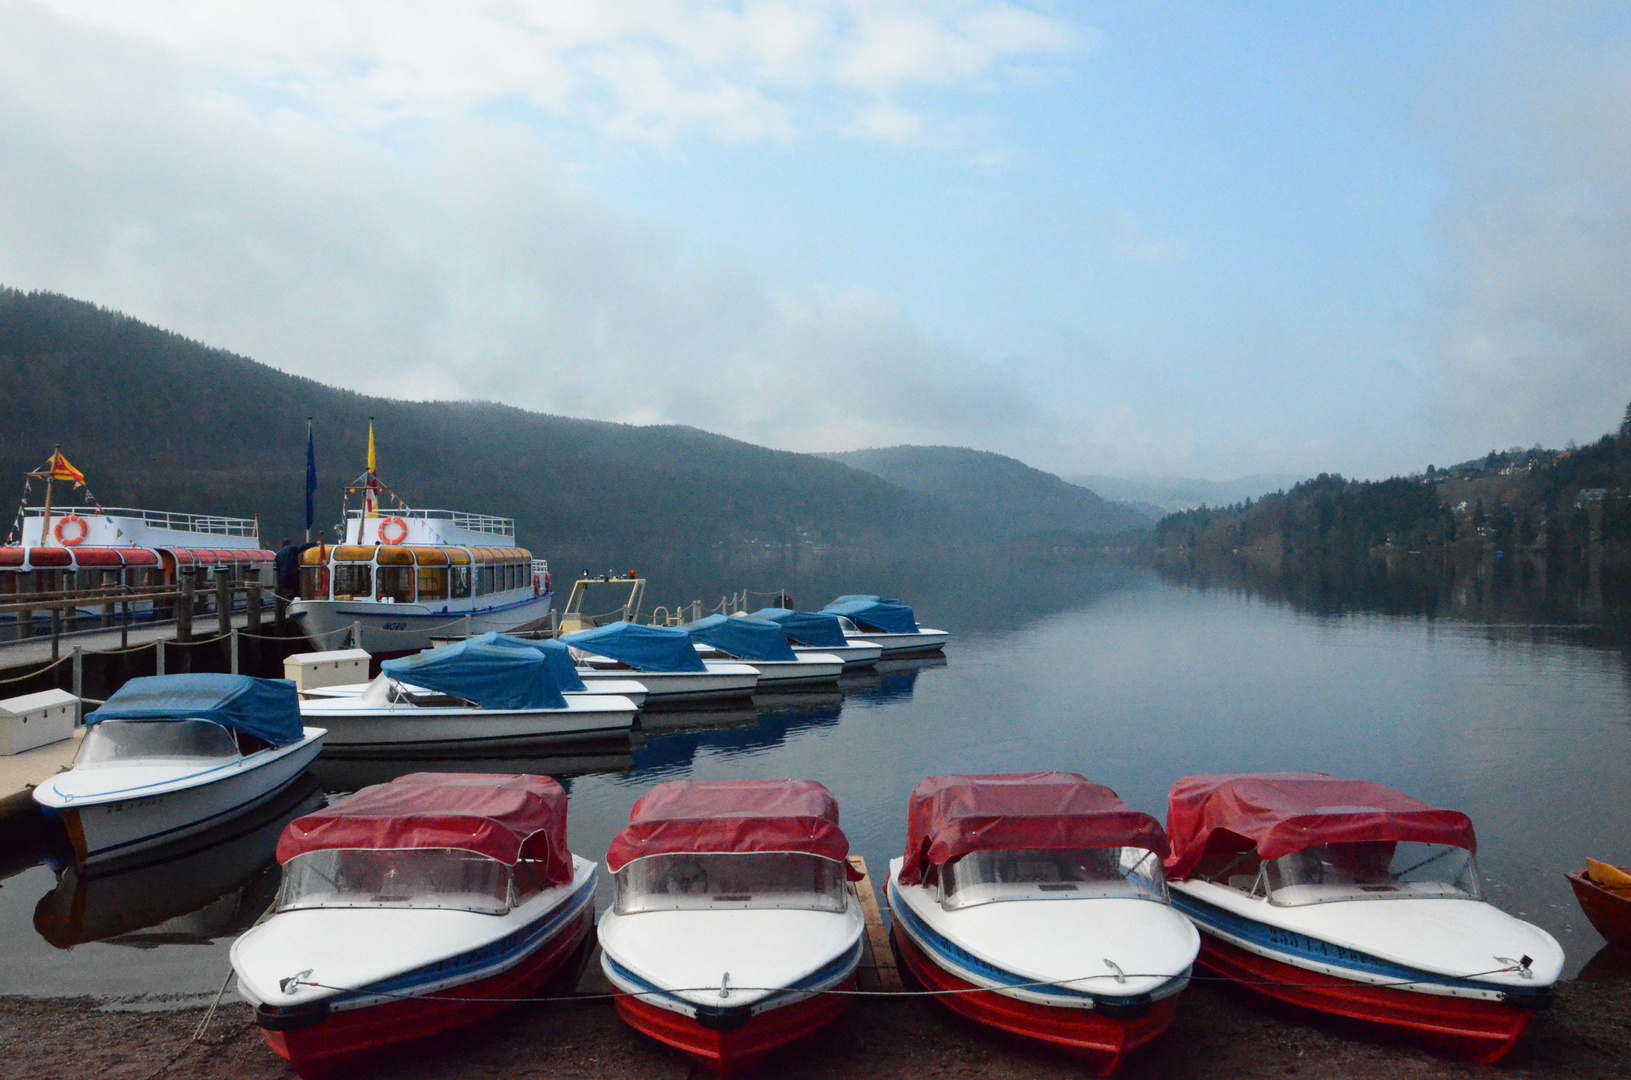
842,629,947,658
610,974,853,1077
300,700,637,758
1566,871,1631,952
577,667,757,707
260,907,592,1078
290,591,554,653
793,643,880,670
891,920,1178,1076
746,656,843,691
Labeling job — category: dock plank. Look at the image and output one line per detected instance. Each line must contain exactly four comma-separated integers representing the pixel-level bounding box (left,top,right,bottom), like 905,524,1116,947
0,729,81,823
848,854,902,992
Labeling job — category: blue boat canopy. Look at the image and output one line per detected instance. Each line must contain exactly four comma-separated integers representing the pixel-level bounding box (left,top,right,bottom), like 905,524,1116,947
475,633,588,693
86,674,304,747
382,639,568,710
561,621,707,673
823,597,919,635
748,608,850,648
685,614,798,662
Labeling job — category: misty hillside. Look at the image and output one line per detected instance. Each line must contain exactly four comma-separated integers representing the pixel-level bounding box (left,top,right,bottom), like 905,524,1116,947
831,446,1149,538
1070,473,1304,517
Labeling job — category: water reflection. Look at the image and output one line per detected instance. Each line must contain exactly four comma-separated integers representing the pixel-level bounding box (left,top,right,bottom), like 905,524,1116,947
839,655,945,705
311,748,634,792
632,697,845,776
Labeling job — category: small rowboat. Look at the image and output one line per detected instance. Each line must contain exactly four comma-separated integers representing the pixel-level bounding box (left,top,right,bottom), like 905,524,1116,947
1566,858,1631,952
563,621,759,706
821,595,949,658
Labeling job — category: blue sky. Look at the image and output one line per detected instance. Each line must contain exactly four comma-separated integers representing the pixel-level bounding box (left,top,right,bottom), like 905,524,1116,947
2,2,1629,482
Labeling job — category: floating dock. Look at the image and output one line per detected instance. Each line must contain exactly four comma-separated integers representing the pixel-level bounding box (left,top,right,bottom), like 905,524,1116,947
0,729,81,823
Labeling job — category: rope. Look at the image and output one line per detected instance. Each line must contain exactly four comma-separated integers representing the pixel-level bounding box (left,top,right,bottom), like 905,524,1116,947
0,654,70,684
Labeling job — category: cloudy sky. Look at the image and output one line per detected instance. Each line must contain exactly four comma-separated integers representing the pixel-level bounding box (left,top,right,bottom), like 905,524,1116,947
2,1,1629,481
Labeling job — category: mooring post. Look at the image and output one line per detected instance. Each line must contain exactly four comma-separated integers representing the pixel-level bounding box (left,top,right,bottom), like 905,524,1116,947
352,621,362,650
101,569,115,629
230,629,240,675
217,570,232,638
120,568,131,651
177,567,195,643
72,646,83,714
245,567,262,634
50,606,61,662
156,638,166,676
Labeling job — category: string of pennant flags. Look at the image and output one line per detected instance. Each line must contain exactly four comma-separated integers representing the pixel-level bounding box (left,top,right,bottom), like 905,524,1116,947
6,450,105,546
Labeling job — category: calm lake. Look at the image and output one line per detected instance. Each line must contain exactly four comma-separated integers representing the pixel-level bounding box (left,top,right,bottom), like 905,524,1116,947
3,574,1628,1004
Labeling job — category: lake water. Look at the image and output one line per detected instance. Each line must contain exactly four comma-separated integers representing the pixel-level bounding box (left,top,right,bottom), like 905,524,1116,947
2,574,1628,1004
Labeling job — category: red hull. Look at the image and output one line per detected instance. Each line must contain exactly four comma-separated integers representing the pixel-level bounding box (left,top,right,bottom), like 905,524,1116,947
1193,932,1535,1064
1567,871,1631,952
612,976,852,1077
261,909,591,1078
891,923,1179,1076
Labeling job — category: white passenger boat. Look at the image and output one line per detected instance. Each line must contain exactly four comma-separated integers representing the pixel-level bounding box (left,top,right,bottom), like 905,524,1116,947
233,773,596,1078
289,427,552,653
1163,773,1563,1063
821,595,948,657
32,675,325,864
298,637,637,757
747,608,881,670
563,621,759,707
687,614,842,690
888,773,1197,1075
599,779,865,1075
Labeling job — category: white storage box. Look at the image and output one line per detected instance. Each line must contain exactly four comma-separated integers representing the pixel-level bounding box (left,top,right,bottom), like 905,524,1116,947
0,688,80,755
284,649,372,691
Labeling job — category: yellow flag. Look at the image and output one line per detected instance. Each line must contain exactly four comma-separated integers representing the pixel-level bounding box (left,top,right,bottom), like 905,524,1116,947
366,422,376,474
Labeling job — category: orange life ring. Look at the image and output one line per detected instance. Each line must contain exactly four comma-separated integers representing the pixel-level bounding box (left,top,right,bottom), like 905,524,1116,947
543,571,552,594
54,515,88,546
533,573,541,596
378,516,408,545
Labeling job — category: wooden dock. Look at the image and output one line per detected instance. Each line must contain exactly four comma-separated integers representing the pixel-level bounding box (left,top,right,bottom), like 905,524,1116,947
0,729,81,823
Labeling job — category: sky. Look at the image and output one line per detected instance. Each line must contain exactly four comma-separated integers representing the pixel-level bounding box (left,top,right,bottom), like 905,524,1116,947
2,1,1630,482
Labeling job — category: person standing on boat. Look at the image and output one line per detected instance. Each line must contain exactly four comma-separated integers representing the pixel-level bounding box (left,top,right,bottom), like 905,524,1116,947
275,536,318,602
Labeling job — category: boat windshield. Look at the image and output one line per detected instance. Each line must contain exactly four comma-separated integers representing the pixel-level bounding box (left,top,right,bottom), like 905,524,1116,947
613,852,847,914
74,719,241,767
940,847,1168,911
277,848,521,915
1264,842,1483,906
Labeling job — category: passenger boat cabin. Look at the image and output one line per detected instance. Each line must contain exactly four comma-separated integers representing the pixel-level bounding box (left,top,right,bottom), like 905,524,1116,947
299,545,540,604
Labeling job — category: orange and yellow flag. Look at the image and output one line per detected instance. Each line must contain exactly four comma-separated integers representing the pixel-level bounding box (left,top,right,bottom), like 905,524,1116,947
47,452,84,487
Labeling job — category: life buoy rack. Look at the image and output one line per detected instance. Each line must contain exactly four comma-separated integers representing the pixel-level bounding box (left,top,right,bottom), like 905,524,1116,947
53,515,88,547
378,516,409,545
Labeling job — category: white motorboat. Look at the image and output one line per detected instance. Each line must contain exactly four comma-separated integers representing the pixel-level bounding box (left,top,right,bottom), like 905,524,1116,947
887,773,1197,1076
233,773,596,1078
1163,773,1564,1063
746,608,881,670
299,637,637,757
821,595,949,657
563,621,758,707
32,674,325,865
598,779,864,1076
686,614,843,690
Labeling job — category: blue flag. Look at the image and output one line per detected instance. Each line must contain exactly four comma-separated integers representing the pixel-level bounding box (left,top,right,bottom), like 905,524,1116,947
305,420,317,536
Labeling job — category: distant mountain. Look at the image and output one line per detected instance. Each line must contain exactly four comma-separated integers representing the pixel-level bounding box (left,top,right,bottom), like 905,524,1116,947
1069,473,1304,517
831,446,1150,538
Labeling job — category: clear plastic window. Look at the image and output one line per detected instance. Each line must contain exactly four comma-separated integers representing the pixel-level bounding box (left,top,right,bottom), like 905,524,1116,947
75,719,241,766
277,848,516,914
450,566,472,599
299,566,326,600
940,847,1168,910
332,565,372,601
376,566,414,603
613,853,848,914
417,566,449,601
1264,842,1483,906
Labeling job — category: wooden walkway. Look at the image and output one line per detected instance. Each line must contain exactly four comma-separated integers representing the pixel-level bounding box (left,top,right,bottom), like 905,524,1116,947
0,728,81,822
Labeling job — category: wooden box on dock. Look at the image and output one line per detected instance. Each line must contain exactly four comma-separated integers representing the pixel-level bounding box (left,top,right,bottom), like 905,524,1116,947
0,689,79,755
284,649,371,691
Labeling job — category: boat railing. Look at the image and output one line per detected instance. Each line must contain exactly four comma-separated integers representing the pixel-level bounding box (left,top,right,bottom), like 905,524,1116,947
343,508,515,537
22,506,259,537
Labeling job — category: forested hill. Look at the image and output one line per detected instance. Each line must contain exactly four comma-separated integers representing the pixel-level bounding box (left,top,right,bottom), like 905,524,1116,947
830,445,1149,538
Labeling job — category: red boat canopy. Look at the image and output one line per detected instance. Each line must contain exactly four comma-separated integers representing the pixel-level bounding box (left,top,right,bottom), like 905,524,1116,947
605,779,854,874
1164,772,1478,881
276,773,573,884
898,773,1169,887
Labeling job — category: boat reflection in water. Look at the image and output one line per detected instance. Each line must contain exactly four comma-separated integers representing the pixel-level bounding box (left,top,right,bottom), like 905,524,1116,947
631,696,843,775
33,775,325,950
310,749,633,793
838,655,946,705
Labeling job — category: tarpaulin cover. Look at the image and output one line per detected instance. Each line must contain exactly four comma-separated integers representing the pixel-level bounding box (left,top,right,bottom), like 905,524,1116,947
748,608,850,648
476,633,588,692
560,621,706,673
86,674,304,747
685,614,798,662
605,779,854,873
276,772,573,882
822,597,918,634
382,638,568,710
1163,772,1478,881
899,773,1168,886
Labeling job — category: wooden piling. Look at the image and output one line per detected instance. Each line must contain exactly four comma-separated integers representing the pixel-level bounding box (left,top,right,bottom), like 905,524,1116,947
176,568,194,643
847,855,902,992
216,571,231,637
245,568,262,633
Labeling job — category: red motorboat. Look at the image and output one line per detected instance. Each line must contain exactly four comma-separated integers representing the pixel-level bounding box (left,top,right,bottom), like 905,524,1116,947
1566,859,1631,952
886,772,1198,1075
231,773,595,1077
1164,772,1563,1063
597,779,865,1076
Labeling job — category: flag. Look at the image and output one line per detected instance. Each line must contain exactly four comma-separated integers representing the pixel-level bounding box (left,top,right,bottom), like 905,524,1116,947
305,420,317,536
47,452,84,487
366,421,376,475
363,419,379,517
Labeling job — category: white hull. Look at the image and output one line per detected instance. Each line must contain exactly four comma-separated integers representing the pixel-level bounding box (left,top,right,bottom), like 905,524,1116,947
843,629,948,657
290,590,554,653
748,655,843,691
299,696,637,757
794,643,881,670
302,679,650,710
33,730,326,864
576,663,759,706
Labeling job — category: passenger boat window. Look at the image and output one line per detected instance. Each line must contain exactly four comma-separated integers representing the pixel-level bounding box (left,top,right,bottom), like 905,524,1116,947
74,719,241,766
376,566,414,603
478,565,495,595
1264,842,1483,906
299,566,326,600
332,565,372,601
417,566,449,601
277,848,515,915
450,565,472,599
940,847,1168,910
612,853,847,914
